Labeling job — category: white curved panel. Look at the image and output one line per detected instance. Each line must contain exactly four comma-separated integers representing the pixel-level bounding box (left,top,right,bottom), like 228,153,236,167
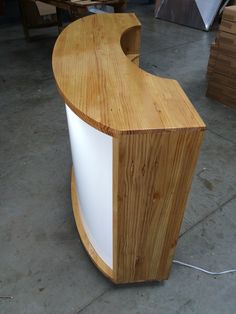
66,105,113,268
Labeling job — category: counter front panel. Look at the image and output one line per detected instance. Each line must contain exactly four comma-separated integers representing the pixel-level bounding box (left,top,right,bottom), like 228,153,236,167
66,105,113,269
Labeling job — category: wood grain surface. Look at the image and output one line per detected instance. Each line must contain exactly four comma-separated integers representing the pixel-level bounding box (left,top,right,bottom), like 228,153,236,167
52,13,205,136
113,130,204,283
220,19,236,35
207,43,236,80
222,5,236,23
217,30,236,47
214,42,236,58
56,13,206,284
208,71,236,89
206,83,236,107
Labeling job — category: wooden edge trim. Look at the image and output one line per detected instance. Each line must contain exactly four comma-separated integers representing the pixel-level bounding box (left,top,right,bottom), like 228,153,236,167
71,168,114,281
112,137,119,282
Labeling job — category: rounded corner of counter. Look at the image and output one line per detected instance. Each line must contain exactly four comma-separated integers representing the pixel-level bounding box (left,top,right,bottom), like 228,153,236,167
52,13,206,138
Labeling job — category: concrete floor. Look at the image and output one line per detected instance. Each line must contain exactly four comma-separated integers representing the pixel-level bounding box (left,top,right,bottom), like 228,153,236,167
1,4,236,314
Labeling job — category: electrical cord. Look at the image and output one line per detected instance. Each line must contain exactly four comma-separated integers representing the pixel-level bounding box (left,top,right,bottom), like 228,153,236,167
173,260,236,276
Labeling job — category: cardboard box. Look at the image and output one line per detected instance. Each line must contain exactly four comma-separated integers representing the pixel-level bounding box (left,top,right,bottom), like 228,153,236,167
222,5,236,22
220,19,236,34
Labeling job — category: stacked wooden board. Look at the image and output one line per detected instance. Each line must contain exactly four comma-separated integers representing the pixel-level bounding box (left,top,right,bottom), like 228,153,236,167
206,5,236,108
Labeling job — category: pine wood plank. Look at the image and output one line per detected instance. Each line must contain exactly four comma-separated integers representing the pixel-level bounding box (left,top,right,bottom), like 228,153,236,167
207,49,236,79
222,5,236,23
214,41,236,57
208,71,236,89
52,14,205,136
206,84,236,108
220,19,236,35
113,130,204,283
217,30,236,47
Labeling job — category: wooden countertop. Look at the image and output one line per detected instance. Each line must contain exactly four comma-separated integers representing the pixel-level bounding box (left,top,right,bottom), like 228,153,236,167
52,13,205,136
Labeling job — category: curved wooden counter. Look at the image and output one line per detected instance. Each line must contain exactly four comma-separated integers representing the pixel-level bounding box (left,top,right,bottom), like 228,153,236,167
52,13,204,136
52,13,205,283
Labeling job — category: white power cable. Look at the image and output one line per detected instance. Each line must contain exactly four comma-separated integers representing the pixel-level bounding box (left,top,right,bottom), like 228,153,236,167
173,260,236,276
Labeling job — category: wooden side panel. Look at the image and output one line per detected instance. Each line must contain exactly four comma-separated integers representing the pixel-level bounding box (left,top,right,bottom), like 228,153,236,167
113,129,204,283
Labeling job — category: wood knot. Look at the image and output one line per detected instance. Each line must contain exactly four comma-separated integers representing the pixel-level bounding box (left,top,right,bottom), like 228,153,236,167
153,191,160,202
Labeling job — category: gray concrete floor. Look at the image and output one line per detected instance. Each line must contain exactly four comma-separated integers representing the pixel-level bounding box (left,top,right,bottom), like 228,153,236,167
1,4,236,314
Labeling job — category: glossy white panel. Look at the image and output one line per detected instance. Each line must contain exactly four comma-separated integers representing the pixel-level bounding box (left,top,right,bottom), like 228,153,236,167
66,105,113,268
195,0,222,30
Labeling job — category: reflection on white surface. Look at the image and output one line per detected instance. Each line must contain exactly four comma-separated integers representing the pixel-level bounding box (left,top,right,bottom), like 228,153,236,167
66,105,113,268
195,0,222,30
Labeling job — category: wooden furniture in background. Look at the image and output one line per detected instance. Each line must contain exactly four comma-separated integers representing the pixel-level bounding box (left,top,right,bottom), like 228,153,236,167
52,13,205,283
207,5,236,108
19,0,126,41
39,0,126,21
18,0,60,40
